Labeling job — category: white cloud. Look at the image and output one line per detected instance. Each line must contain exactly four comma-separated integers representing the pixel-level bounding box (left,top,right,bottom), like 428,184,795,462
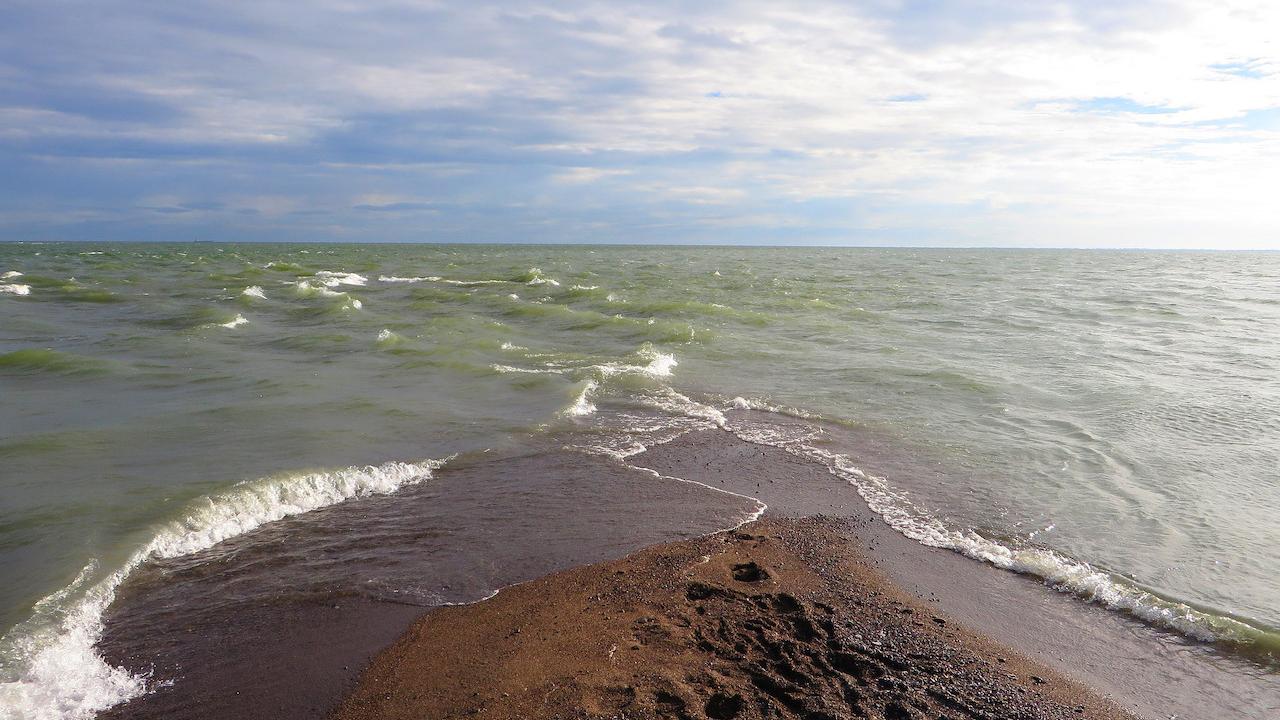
3,0,1280,245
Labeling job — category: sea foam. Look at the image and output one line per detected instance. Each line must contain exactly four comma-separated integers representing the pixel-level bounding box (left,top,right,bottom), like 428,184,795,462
0,457,451,720
313,271,367,287
292,280,362,310
378,275,441,284
725,412,1274,649
563,379,599,417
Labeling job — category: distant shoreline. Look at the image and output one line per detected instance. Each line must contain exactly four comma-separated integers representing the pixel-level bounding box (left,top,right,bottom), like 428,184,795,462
2,238,1275,251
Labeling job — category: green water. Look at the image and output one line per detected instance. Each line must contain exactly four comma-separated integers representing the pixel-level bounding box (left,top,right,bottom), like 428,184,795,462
1,243,1278,715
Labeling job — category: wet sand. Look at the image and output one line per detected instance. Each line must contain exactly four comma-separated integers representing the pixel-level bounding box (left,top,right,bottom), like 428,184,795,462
335,516,1134,720
97,446,754,720
94,415,1278,719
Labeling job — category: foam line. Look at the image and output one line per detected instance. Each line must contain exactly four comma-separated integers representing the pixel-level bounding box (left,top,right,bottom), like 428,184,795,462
0,457,452,720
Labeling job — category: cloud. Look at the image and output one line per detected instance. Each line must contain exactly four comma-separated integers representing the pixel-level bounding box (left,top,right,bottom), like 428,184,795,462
1,0,1279,246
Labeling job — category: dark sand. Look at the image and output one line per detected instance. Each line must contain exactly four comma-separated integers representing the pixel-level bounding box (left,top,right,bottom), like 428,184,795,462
95,417,1275,719
96,446,754,720
334,517,1135,720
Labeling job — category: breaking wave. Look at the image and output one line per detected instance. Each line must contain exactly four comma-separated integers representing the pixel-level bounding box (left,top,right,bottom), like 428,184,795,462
219,314,249,329
724,408,1280,656
0,457,452,720
378,275,440,284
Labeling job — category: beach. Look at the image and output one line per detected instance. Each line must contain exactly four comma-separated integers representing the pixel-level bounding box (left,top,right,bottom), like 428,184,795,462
3,245,1278,719
7,1,1280,717
89,422,1278,720
335,516,1134,720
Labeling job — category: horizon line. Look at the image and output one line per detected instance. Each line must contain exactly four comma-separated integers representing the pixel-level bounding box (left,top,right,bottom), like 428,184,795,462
1,239,1276,252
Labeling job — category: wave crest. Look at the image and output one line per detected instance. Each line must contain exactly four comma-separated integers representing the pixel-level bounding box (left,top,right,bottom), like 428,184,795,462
0,457,452,720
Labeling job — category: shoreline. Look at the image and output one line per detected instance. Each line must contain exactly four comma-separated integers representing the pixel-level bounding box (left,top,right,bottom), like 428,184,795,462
334,516,1135,720
89,419,1277,720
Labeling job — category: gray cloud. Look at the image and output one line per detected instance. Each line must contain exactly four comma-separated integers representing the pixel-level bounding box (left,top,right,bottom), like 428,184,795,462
1,0,1278,246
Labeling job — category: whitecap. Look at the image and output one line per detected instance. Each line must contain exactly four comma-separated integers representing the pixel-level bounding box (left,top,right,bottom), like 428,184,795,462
241,286,266,300
313,271,367,287
2,270,22,279
378,275,440,284
441,279,506,286
491,364,566,375
0,457,451,720
292,280,361,309
575,348,677,382
219,314,249,329
1,283,32,296
641,349,677,378
524,268,561,287
563,379,599,416
292,280,343,299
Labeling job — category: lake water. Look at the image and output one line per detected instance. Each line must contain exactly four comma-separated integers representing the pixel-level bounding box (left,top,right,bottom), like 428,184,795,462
1,243,1277,717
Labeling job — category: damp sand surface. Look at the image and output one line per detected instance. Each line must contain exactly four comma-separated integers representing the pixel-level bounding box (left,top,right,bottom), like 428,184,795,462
336,516,1136,720
94,424,1278,720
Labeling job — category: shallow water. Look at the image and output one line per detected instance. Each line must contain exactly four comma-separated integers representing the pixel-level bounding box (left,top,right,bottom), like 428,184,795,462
1,243,1277,717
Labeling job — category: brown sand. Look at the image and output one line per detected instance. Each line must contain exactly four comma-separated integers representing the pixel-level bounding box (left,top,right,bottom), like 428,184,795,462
333,517,1135,720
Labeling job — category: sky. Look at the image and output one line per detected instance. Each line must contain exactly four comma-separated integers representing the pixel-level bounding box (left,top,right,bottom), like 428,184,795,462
2,0,1279,247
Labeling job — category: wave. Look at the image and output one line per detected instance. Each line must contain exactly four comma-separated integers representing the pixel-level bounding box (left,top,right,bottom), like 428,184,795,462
495,346,675,383
640,388,727,428
563,379,599,416
56,287,121,304
0,349,109,376
518,267,560,287
8,275,65,289
441,279,507,287
313,271,367,287
292,280,362,310
491,363,566,375
219,314,249,329
378,275,440,284
0,457,452,720
2,271,22,279
584,347,678,381
724,408,1280,657
1,283,31,296
499,302,698,343
492,346,683,418
263,261,308,273
375,329,403,347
